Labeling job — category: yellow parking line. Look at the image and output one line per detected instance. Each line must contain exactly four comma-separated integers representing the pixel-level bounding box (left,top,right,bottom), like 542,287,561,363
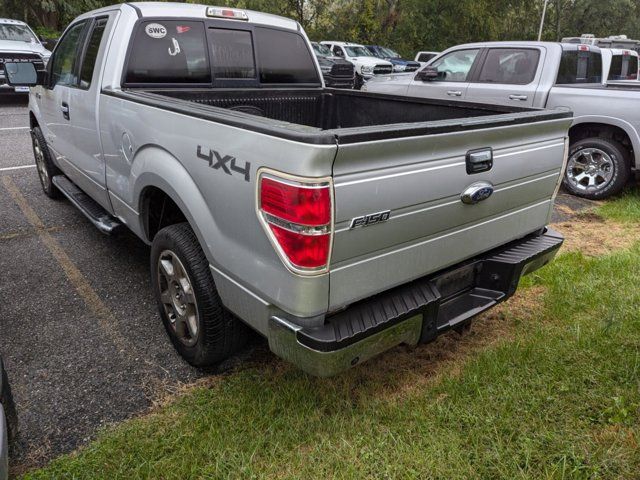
1,176,132,356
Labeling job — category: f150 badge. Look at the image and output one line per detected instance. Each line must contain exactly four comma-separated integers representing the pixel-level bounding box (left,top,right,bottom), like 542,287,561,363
461,181,494,205
197,146,251,182
350,210,391,229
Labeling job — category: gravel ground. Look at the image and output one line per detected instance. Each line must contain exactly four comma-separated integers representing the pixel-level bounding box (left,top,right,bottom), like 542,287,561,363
0,95,595,470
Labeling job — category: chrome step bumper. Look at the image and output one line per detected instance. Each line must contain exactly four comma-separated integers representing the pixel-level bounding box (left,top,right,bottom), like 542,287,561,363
269,228,564,377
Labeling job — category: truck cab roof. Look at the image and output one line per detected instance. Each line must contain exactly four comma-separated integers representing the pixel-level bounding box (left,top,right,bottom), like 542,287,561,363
75,2,300,32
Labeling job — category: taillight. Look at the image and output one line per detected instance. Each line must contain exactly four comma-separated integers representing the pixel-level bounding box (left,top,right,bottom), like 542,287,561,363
258,170,333,274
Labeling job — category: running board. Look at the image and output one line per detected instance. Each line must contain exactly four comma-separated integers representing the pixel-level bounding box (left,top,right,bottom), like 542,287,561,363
52,175,121,234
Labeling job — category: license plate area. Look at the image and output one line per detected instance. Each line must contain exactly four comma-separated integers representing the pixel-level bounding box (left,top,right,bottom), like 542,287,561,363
432,261,480,300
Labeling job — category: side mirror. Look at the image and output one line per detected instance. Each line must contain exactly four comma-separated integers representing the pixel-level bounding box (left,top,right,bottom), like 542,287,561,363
3,62,42,87
415,66,440,82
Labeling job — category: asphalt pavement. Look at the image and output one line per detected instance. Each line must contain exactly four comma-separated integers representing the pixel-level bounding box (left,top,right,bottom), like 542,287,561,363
0,94,215,469
0,94,591,470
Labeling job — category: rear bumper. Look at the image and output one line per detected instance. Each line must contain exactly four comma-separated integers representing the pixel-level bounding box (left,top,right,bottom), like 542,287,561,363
268,228,563,377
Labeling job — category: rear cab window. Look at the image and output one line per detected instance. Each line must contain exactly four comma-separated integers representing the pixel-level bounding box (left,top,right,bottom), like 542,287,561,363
123,20,320,87
608,53,638,80
556,49,602,84
125,21,211,84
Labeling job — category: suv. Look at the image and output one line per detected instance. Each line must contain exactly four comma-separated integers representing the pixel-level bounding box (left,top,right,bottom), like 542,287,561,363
320,41,392,88
0,18,51,94
365,45,420,73
311,42,355,88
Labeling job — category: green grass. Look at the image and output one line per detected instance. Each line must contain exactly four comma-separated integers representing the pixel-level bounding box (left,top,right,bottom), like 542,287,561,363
24,247,640,479
597,186,640,223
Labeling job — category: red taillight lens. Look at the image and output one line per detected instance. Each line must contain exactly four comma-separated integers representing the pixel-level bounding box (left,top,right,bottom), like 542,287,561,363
261,177,331,226
259,173,333,273
269,225,330,269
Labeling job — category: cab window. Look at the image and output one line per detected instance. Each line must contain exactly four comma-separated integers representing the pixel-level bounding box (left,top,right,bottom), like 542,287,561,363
556,50,602,84
476,49,540,85
431,49,480,82
608,54,638,80
125,21,211,84
254,28,318,84
79,17,108,89
50,21,88,88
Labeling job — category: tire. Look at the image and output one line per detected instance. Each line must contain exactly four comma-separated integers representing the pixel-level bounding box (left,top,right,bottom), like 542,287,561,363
0,361,17,449
31,125,61,199
563,137,630,200
150,223,250,367
355,73,364,90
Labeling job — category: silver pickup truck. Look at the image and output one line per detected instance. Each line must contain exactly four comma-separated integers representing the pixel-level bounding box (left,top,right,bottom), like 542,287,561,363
5,4,570,377
364,42,640,200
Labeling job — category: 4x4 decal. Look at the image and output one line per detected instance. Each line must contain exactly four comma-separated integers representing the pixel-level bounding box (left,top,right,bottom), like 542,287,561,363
197,146,251,182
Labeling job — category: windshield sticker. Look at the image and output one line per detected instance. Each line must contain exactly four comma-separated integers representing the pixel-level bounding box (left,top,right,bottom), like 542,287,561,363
145,23,167,39
176,25,191,34
168,38,181,56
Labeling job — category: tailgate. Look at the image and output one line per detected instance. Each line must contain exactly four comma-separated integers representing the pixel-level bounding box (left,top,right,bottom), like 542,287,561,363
329,117,571,310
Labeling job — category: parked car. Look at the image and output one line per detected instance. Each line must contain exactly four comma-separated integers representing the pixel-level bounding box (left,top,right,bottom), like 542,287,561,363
0,18,51,94
311,42,355,89
364,41,640,200
6,4,570,377
0,357,16,480
601,48,638,82
415,50,440,65
320,41,392,88
364,45,420,73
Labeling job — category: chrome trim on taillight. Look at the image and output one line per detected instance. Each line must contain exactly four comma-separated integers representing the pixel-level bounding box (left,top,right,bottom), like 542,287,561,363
256,168,334,276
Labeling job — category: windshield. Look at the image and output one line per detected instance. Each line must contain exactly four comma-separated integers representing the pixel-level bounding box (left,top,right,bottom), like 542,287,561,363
312,43,333,57
344,46,372,57
381,47,400,58
0,24,37,43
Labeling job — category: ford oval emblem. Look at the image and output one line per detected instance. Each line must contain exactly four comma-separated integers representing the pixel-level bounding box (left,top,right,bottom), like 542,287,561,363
461,182,494,205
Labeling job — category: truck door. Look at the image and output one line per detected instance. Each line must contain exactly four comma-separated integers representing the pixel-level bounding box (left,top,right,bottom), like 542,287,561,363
38,20,88,172
466,47,544,107
406,48,480,100
66,14,114,211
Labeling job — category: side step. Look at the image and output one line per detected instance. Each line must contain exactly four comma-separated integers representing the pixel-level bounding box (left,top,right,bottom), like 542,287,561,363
52,175,121,234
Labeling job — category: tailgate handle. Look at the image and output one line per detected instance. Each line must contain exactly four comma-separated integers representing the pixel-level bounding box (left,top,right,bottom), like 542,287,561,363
466,148,493,174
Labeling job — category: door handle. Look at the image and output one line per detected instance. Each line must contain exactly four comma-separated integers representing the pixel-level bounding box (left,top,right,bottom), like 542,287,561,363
447,90,462,97
509,94,528,101
61,102,70,120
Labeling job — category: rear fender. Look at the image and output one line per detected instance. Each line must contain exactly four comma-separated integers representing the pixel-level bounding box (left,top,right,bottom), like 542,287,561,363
571,115,640,167
129,146,219,261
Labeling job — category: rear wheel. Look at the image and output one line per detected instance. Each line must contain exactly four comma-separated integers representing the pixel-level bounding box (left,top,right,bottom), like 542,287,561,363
31,126,61,199
150,223,250,367
563,137,630,200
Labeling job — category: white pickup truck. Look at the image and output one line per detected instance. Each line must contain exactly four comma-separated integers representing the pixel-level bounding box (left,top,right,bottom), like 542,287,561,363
365,42,640,199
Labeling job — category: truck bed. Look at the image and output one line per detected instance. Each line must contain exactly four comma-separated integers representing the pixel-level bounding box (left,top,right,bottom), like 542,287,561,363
108,88,571,144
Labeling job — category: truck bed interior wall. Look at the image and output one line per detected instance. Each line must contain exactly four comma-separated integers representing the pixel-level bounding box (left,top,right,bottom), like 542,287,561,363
152,89,504,130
